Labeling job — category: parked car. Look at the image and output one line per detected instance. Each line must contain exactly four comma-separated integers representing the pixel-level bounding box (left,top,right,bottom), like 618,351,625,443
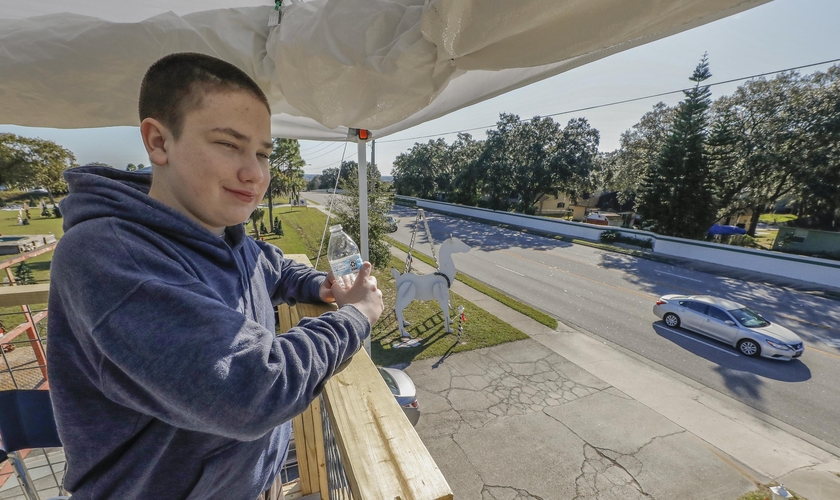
652,295,804,360
378,366,420,426
385,215,399,233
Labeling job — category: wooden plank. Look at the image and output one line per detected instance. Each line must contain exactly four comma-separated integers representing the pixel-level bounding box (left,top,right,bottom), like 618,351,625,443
291,413,312,493
300,402,320,496
277,304,293,333
0,283,50,308
322,349,453,500
0,310,47,343
0,242,57,270
308,397,329,500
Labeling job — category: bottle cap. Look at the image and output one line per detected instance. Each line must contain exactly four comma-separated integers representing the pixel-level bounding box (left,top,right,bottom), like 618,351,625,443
329,224,343,232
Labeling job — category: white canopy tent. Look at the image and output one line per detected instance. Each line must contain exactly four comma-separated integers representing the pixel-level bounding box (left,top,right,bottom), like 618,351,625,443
0,0,771,260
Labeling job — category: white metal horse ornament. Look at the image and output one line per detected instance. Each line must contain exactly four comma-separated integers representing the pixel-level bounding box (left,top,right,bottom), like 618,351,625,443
391,237,471,338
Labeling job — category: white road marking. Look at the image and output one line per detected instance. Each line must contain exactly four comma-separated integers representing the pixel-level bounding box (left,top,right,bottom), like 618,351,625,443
654,270,703,282
495,264,524,276
658,325,740,356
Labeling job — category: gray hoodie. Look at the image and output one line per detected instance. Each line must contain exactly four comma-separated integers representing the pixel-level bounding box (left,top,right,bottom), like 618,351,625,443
47,166,369,499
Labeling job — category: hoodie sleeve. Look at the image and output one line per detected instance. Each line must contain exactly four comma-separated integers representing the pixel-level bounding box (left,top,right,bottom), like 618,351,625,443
256,240,327,306
91,278,370,441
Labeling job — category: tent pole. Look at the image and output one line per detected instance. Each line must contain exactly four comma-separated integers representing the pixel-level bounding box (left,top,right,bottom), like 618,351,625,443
358,137,369,262
357,136,370,354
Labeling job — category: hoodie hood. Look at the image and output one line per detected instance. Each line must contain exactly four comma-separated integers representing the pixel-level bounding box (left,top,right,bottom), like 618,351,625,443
62,165,247,254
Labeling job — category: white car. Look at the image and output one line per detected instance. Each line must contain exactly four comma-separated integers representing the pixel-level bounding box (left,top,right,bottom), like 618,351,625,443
378,367,420,426
653,295,805,360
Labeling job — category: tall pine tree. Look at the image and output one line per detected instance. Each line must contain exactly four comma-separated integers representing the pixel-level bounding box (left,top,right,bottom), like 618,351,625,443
638,55,718,239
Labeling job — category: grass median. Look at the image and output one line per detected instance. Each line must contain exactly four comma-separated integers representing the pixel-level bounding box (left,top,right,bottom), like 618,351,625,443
387,237,558,330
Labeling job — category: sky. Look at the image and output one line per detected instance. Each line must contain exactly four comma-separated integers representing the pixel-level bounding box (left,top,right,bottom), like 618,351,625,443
1,0,839,177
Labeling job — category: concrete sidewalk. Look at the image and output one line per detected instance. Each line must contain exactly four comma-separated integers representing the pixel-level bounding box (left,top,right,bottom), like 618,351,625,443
391,247,840,499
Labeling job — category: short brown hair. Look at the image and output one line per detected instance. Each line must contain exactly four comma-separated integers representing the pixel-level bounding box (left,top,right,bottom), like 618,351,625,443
139,53,270,138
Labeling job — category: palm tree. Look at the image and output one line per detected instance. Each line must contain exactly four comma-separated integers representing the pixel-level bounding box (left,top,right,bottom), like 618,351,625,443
268,138,305,221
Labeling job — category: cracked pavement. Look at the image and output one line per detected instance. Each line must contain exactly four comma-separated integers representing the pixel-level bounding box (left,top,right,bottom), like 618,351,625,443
406,339,757,499
387,243,840,499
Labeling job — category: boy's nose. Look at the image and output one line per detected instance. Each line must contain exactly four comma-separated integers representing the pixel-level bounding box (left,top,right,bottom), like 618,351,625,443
239,156,267,184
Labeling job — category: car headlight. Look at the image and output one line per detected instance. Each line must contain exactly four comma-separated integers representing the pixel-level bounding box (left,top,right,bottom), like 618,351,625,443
765,339,791,350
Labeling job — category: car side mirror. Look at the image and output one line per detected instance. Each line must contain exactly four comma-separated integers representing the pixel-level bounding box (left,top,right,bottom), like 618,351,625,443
725,320,735,326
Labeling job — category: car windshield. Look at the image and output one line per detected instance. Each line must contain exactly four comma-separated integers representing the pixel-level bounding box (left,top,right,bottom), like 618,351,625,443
728,307,770,328
377,368,399,395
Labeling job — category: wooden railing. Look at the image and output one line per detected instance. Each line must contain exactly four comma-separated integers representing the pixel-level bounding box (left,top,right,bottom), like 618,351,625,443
280,255,452,500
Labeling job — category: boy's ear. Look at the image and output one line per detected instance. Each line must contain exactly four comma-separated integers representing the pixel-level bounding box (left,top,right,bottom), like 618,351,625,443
140,117,171,167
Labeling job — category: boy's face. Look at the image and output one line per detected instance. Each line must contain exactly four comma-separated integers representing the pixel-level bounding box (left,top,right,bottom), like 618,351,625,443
145,90,272,235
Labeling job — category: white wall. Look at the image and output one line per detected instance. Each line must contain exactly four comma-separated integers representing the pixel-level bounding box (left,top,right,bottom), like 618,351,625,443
397,196,840,289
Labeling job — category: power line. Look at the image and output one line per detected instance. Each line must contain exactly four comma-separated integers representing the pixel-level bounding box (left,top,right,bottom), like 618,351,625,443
299,141,332,154
303,142,346,160
377,57,840,144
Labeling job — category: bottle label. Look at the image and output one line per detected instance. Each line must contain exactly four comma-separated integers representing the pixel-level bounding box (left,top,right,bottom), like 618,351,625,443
330,254,362,277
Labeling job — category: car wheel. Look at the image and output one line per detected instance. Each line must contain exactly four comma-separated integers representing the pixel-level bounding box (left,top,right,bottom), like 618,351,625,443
663,313,680,328
737,339,761,357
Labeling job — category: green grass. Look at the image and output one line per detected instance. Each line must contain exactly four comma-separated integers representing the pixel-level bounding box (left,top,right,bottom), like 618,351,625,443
256,206,332,272
758,213,798,225
387,237,558,329
737,485,805,500
371,256,529,366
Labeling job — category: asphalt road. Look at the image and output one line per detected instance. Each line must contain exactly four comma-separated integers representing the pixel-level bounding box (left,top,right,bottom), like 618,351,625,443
303,192,840,450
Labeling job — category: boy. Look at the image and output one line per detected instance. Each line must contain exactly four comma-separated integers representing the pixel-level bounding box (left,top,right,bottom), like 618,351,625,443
47,52,384,499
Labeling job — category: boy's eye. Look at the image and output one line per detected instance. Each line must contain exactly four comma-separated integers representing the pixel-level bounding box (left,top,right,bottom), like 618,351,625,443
218,142,236,149
258,153,270,160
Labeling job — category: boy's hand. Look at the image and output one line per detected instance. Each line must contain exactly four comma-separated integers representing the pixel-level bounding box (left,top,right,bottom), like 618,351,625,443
318,271,337,303
331,262,384,325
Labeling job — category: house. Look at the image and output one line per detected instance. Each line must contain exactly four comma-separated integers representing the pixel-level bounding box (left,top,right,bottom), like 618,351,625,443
536,191,636,226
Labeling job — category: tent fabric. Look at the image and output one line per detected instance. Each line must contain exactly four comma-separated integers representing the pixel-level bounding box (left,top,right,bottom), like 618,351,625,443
0,0,771,140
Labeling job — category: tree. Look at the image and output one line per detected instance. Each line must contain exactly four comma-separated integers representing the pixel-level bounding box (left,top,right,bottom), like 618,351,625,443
334,166,393,269
14,261,36,285
448,133,485,206
0,134,75,202
318,164,355,191
637,55,718,239
392,138,449,199
268,138,305,222
125,163,145,172
474,114,599,214
709,72,807,235
556,117,601,204
306,175,321,191
249,207,265,239
792,66,840,230
603,102,676,204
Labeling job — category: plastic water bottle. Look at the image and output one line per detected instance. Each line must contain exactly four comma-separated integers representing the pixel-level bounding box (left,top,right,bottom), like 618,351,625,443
327,224,362,290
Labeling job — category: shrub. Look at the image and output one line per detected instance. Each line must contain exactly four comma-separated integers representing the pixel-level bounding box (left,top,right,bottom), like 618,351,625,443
599,230,619,243
600,229,654,249
727,234,759,248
